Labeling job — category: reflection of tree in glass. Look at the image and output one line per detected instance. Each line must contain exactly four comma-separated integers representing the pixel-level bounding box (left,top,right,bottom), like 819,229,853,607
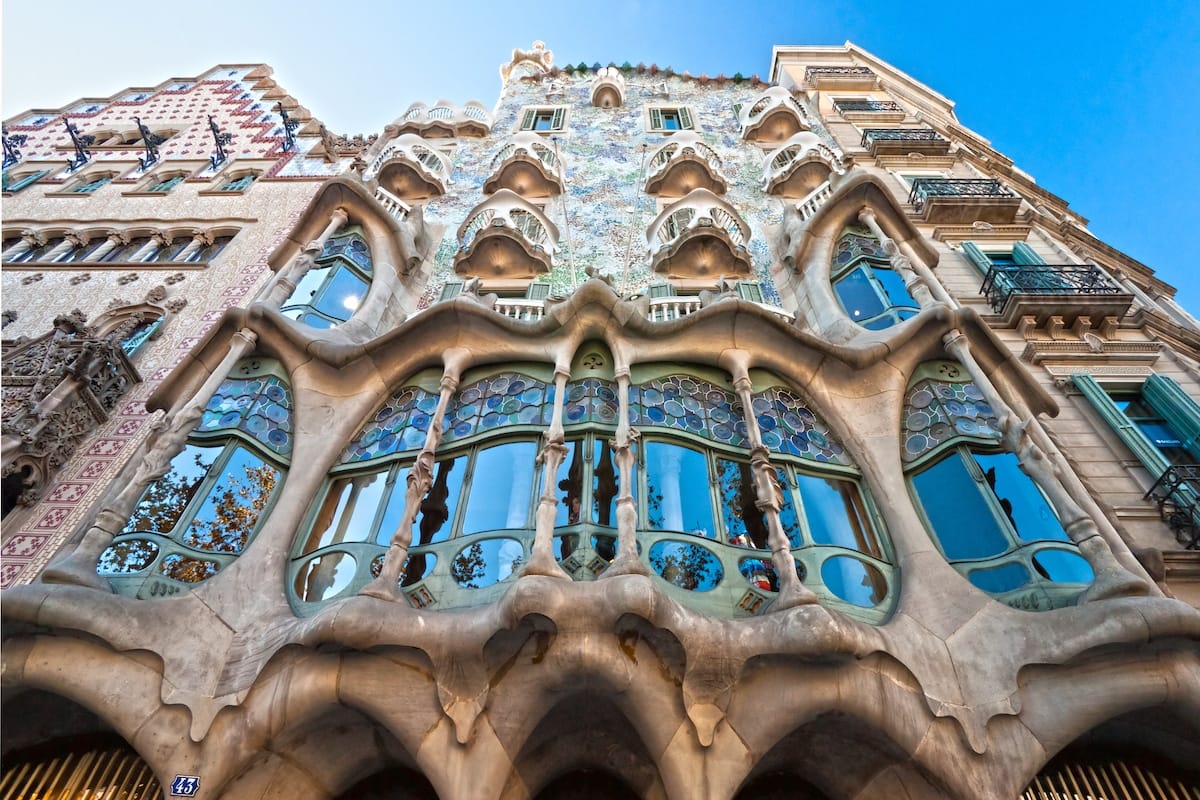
451,542,486,588
161,554,219,583
181,455,279,554
97,538,159,574
123,446,218,536
650,543,718,591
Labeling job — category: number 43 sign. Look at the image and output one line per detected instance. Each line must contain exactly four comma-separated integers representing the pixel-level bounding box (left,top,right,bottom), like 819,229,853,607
171,775,200,796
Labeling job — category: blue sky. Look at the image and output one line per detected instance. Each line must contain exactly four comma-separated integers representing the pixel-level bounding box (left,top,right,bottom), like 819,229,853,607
5,1,1199,308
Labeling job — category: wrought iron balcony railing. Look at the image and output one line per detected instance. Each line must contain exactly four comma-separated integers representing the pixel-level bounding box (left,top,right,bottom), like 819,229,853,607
907,177,1013,211
835,100,903,113
1144,464,1200,549
806,66,875,82
980,264,1125,313
860,128,945,148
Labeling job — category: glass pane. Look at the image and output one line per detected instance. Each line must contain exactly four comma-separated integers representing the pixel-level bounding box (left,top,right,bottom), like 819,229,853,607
967,562,1029,594
303,471,388,553
776,470,804,548
123,444,222,535
820,555,887,607
645,442,715,537
181,446,281,554
648,541,723,591
285,265,332,310
411,457,466,545
592,534,617,562
973,452,1068,543
451,537,525,587
796,474,879,557
294,551,358,602
462,441,537,534
97,538,160,574
739,558,778,592
368,552,438,586
833,267,885,323
1033,549,1093,584
911,453,1010,560
312,266,369,320
555,440,586,526
160,554,220,583
873,266,917,310
717,458,769,548
592,439,623,527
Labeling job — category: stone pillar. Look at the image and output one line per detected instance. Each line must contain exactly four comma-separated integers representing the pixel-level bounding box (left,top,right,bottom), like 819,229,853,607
523,365,572,578
261,208,349,308
603,367,649,576
42,328,260,589
942,330,1150,601
83,232,128,263
3,230,44,261
130,233,170,263
173,231,212,263
362,348,469,600
41,236,82,263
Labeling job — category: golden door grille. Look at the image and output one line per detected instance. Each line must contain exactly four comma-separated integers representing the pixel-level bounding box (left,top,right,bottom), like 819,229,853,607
1022,758,1199,800
0,748,161,800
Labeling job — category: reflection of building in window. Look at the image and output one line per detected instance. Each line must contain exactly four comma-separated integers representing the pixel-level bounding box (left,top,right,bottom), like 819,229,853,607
281,227,372,328
831,226,918,330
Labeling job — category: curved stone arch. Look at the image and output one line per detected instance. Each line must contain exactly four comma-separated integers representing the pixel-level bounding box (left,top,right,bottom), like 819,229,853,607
90,301,168,345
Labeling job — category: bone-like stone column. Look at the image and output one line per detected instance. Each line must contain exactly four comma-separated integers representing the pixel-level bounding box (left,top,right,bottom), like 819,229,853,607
362,348,469,600
724,352,818,608
522,364,572,579
128,232,170,263
42,328,260,589
602,366,650,576
857,207,952,307
41,234,86,263
942,330,1150,600
260,208,349,308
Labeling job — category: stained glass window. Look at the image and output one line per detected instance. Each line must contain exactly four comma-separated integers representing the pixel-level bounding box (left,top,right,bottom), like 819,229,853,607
902,364,1002,463
281,227,372,328
831,226,919,330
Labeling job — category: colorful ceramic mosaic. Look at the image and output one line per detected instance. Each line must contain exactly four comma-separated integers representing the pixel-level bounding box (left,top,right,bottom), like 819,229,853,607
751,387,848,465
196,373,294,457
563,378,620,425
631,375,748,447
341,385,441,462
319,230,373,274
445,373,552,443
902,376,1002,462
832,226,890,270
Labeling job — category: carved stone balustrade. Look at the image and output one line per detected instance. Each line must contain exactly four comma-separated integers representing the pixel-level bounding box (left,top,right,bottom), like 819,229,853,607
494,298,546,322
483,132,563,197
646,188,752,280
367,134,452,200
455,189,559,279
762,131,845,198
739,86,810,144
590,67,625,108
373,186,410,223
645,131,727,196
395,100,492,138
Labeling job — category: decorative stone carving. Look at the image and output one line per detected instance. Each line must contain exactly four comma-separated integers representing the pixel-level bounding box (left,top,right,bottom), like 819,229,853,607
164,272,187,285
69,273,91,285
1,310,17,328
21,274,43,286
501,40,554,83
117,273,139,285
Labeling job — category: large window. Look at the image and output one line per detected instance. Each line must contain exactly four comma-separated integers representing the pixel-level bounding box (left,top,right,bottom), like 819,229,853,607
904,362,1093,609
281,227,372,329
96,359,292,597
831,226,918,330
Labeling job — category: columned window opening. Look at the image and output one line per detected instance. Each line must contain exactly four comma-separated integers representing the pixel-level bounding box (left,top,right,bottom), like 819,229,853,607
281,226,372,328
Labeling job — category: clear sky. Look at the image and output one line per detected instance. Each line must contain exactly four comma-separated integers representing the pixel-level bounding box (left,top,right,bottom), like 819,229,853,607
4,1,1200,308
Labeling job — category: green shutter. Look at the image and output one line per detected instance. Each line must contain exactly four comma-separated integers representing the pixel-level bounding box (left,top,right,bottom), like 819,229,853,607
732,103,744,122
1072,373,1171,475
735,281,764,303
649,108,663,130
1143,374,1200,460
520,109,536,131
526,281,551,301
648,282,675,299
551,107,565,131
1011,241,1044,265
960,241,994,274
438,281,463,302
679,107,693,129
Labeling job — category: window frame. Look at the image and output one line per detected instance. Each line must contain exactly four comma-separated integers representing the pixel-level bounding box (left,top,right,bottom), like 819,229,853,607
280,227,372,328
517,105,569,134
645,104,696,133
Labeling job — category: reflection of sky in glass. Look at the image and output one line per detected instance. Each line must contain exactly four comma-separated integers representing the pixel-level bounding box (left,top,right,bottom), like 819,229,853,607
834,267,884,321
1033,550,1093,583
796,474,873,554
308,471,387,551
973,452,1067,543
462,442,536,534
97,538,160,574
451,537,525,587
820,555,885,607
649,540,723,591
313,266,369,320
874,267,918,310
593,439,622,527
912,453,1009,560
124,444,220,535
181,446,279,554
967,562,1029,593
645,442,715,537
295,551,357,601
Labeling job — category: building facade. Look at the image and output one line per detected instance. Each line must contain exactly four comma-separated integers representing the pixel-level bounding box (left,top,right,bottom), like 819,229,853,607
2,41,1198,800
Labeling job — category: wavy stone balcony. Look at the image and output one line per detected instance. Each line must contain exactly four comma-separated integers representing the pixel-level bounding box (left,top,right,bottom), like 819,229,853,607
804,65,878,90
590,66,625,108
980,263,1134,328
762,131,844,198
454,189,559,280
395,100,492,138
908,177,1022,224
483,132,563,197
646,188,752,280
739,86,810,144
644,132,727,196
860,127,950,156
367,134,451,200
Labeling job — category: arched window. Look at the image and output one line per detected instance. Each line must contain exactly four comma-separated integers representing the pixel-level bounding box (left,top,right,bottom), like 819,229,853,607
69,173,114,194
831,226,919,330
184,234,233,263
119,316,163,356
290,368,895,620
903,361,1093,610
97,358,292,598
281,226,373,329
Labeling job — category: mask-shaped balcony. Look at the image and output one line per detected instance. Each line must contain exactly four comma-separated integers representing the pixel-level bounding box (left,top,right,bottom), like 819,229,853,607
395,100,493,139
644,132,727,196
908,177,1023,225
367,134,451,200
646,189,752,280
762,132,845,198
739,86,810,144
454,189,559,279
591,67,626,108
860,128,950,156
483,132,563,198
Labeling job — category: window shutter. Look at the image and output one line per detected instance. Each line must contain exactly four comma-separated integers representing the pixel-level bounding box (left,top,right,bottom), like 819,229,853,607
520,109,536,131
551,107,565,130
1143,374,1200,460
735,281,764,303
679,107,693,129
526,281,551,301
439,281,463,302
648,282,675,299
1011,241,1045,265
960,241,994,274
731,103,744,123
1071,373,1171,475
649,108,663,130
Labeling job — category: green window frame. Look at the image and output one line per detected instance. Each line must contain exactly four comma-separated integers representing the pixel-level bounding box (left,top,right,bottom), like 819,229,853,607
519,106,567,133
2,169,49,193
831,227,919,330
648,106,695,132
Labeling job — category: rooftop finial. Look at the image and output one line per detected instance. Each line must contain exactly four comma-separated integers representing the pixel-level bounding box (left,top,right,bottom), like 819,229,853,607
501,40,554,83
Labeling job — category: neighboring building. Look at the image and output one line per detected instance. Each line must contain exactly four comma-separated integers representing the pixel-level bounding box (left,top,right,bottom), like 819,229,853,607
1,41,1198,800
